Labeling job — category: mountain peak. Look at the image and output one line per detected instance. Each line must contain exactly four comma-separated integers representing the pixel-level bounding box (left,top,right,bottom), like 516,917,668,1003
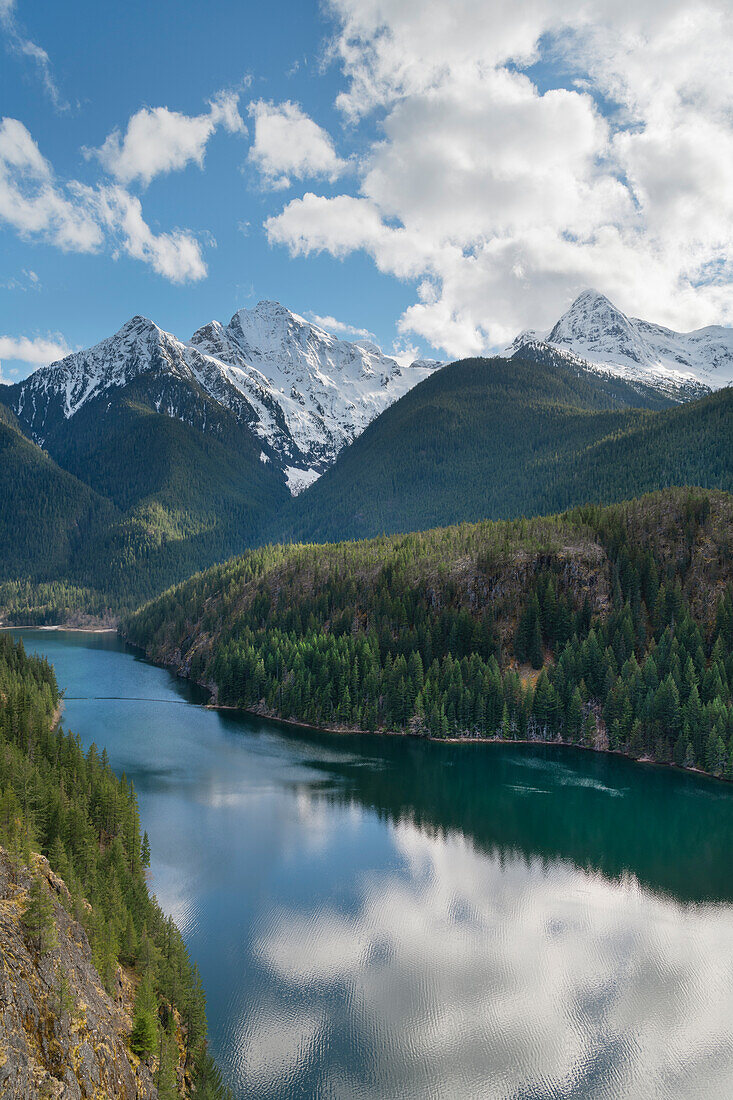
548,291,634,349
567,288,614,311
232,299,309,329
189,300,440,481
250,299,292,315
510,288,732,395
113,314,167,341
10,298,443,492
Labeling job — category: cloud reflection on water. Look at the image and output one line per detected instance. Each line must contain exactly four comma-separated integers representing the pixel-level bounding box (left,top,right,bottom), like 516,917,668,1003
244,816,733,1099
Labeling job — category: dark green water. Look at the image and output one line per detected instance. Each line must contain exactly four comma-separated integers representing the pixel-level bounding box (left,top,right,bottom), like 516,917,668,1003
12,629,733,1099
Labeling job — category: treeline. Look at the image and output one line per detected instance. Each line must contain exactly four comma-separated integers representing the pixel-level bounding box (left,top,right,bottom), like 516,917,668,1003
0,633,230,1098
125,489,733,780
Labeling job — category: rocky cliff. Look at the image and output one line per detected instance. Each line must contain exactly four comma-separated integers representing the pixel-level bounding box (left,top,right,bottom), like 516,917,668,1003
0,849,158,1100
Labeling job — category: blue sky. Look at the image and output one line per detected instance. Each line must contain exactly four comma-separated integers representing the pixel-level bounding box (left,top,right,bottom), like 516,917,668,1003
1,0,412,378
1,0,731,380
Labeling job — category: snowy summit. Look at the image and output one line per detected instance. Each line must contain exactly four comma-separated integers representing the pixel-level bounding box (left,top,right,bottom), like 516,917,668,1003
6,302,442,494
506,291,733,399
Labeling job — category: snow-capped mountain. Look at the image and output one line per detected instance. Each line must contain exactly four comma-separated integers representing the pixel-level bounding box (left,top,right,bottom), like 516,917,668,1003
9,315,262,444
7,303,442,494
506,290,733,399
190,301,440,491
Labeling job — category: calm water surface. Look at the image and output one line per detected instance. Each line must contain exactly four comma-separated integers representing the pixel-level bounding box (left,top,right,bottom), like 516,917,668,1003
12,629,733,1099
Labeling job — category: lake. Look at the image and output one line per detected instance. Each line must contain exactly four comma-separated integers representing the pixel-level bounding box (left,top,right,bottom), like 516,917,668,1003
12,628,733,1099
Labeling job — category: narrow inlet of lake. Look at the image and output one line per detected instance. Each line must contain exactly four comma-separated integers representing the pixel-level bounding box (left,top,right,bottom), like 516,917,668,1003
13,628,733,1100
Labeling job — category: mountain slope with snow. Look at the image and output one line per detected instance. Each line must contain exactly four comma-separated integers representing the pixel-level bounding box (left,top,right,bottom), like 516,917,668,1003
190,300,441,486
6,303,442,494
505,291,733,399
7,315,262,446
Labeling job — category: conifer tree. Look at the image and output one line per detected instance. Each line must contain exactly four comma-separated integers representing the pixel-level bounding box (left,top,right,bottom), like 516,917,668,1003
130,972,158,1059
22,875,56,955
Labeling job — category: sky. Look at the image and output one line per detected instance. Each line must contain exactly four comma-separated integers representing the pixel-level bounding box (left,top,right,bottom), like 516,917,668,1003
1,0,732,381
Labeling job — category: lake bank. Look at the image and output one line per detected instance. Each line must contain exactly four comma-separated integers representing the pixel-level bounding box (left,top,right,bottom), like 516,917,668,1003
134,638,732,788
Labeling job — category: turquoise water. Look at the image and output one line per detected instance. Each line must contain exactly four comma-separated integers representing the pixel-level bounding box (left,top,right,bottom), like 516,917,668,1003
13,629,733,1099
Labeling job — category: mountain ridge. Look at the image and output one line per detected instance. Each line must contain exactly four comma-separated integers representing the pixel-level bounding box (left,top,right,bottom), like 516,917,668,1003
4,302,442,494
505,290,733,397
268,355,732,545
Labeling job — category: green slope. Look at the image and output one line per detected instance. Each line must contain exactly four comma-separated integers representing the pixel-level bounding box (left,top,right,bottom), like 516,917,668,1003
268,357,732,543
0,404,115,583
0,634,230,1096
0,382,289,621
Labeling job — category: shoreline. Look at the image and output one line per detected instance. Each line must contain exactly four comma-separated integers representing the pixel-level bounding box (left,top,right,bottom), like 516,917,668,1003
21,625,729,789
211,700,722,780
133,648,729,787
1,624,118,634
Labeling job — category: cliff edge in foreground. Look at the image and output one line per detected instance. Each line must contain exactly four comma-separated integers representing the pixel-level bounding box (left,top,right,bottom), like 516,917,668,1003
0,849,158,1099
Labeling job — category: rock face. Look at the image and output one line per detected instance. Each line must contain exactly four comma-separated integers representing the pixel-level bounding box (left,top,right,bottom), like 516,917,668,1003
0,849,157,1100
190,300,441,490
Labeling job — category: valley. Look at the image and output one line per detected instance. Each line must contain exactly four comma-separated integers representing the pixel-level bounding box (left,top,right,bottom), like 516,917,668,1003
4,4,732,1095
1,292,731,625
0,292,731,1100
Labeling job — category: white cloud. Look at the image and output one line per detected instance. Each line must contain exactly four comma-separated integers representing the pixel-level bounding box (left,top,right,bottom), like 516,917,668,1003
266,0,733,356
248,100,347,189
0,0,65,109
308,312,374,339
92,185,208,283
0,117,102,251
0,332,69,366
91,90,245,186
0,117,207,283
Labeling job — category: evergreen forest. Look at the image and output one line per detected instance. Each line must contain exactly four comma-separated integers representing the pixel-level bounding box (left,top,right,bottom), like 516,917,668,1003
125,488,733,781
0,632,231,1098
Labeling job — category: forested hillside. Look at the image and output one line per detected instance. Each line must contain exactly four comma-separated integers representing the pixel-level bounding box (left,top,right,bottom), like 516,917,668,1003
0,383,288,623
270,358,732,544
0,632,230,1097
2,351,732,626
125,489,733,780
0,404,115,584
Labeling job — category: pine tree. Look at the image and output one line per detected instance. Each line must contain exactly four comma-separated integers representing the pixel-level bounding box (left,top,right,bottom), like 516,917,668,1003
156,1018,179,1099
130,972,159,1059
566,688,583,742
529,617,543,670
23,875,57,954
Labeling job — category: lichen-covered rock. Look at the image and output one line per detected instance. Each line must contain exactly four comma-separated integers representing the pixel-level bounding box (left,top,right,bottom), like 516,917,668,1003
0,849,157,1099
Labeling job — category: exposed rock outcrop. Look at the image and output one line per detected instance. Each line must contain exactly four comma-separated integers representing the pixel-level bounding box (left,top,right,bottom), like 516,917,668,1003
0,849,157,1100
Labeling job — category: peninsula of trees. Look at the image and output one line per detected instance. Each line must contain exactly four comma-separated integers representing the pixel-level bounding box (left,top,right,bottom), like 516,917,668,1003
125,488,733,780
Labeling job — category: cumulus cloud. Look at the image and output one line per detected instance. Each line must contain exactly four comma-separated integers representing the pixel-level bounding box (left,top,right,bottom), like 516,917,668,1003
0,333,69,368
248,100,347,189
92,185,208,283
266,0,733,355
0,117,102,251
91,90,245,186
0,0,65,109
0,117,208,283
308,312,375,339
